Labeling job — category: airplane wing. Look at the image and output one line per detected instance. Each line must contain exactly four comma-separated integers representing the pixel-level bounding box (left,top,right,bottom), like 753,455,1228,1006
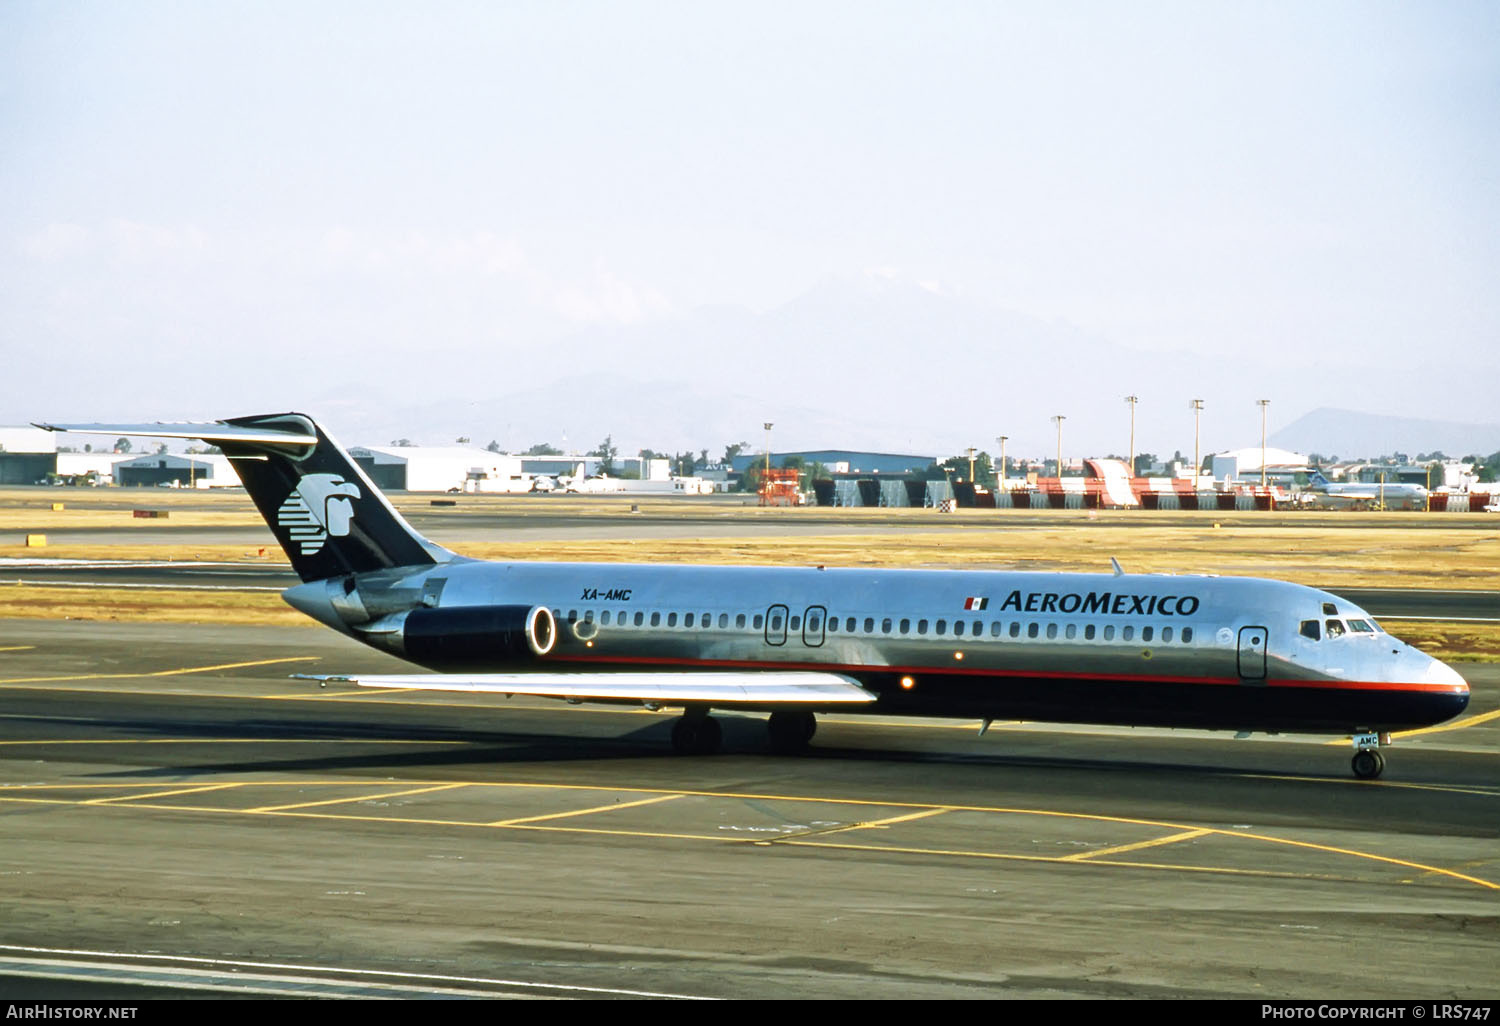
292,671,877,706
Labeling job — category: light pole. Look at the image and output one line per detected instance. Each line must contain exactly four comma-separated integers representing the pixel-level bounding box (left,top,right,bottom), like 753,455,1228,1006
1124,395,1138,477
1052,415,1066,480
966,446,977,485
1190,399,1204,484
763,422,773,496
1257,399,1270,488
996,435,1008,488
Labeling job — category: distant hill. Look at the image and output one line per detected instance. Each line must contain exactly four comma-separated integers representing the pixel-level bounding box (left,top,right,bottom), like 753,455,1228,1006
1270,408,1500,460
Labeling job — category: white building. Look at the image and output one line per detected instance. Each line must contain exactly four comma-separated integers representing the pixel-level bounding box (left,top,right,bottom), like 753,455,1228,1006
114,453,239,488
55,452,129,484
351,445,526,492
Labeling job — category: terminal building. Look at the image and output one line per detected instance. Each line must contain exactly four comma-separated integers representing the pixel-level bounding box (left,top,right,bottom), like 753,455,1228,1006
728,450,936,476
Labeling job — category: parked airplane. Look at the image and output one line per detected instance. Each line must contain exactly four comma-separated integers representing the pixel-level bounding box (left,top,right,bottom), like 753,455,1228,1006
1302,471,1429,511
38,413,1471,779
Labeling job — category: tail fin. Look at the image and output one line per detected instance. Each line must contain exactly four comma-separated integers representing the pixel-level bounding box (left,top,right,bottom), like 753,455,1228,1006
37,413,454,582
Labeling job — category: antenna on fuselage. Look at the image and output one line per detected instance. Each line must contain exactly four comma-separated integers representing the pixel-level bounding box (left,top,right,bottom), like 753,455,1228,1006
1110,557,1125,576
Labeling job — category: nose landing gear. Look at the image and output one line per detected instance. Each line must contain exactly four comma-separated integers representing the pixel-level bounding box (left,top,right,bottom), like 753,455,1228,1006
1350,731,1389,780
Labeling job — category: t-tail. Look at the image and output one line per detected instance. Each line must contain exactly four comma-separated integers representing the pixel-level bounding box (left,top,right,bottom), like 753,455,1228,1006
36,413,455,582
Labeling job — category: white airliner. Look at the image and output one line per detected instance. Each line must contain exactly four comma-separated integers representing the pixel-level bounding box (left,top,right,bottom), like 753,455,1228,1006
1301,471,1428,511
39,414,1470,779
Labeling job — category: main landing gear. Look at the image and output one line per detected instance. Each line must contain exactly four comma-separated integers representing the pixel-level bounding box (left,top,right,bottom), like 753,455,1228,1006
668,708,819,756
670,707,722,756
1350,731,1390,780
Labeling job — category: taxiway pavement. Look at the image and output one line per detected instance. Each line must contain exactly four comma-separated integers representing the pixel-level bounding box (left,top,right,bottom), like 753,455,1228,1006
1,619,1496,999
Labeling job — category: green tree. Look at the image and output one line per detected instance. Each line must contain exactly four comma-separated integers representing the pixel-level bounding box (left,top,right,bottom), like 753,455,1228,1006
525,442,563,456
115,437,132,453
592,436,618,476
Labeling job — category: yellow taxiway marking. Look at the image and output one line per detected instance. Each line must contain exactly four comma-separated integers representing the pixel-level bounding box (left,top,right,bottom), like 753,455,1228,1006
1243,773,1500,797
0,656,320,686
245,783,470,814
487,792,684,827
1061,828,1212,862
758,805,952,843
0,646,36,652
1319,706,1500,746
1,778,1493,891
84,783,246,805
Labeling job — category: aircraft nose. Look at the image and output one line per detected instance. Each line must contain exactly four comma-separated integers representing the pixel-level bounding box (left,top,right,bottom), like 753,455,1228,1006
1422,657,1469,695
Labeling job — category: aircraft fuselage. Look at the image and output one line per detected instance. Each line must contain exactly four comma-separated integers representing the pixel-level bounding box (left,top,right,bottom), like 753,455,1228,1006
285,561,1469,735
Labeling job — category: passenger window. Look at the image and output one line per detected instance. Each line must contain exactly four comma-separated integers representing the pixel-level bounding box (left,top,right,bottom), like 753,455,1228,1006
1300,620,1320,641
953,620,965,637
1046,623,1057,639
1084,624,1096,640
684,613,694,628
668,612,678,627
1010,622,1021,638
900,619,911,634
1142,626,1153,642
916,619,928,635
1104,625,1115,640
634,611,645,626
1027,623,1039,638
719,613,729,628
847,617,856,632
1123,626,1134,641
1326,619,1346,638
865,617,875,633
752,614,763,629
1182,627,1193,642
1162,626,1172,642
650,612,661,627
737,613,747,629
790,616,802,631
1065,623,1076,640
584,610,594,623
972,620,982,635
882,618,892,633
991,621,1001,637
567,609,578,623
601,611,611,625
770,615,782,631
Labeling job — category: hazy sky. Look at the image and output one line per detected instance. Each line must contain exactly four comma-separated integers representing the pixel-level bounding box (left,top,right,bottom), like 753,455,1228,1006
3,2,1496,454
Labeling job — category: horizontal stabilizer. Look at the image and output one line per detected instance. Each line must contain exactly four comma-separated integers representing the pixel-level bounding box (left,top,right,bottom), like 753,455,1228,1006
293,671,878,706
34,421,317,448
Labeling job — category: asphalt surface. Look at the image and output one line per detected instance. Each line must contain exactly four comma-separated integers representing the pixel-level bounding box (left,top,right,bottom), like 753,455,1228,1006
1,619,1497,1000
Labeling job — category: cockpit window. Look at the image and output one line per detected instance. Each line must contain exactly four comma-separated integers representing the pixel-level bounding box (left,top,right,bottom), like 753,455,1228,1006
1348,619,1375,633
1322,602,1338,616
1325,619,1346,638
1299,619,1321,641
